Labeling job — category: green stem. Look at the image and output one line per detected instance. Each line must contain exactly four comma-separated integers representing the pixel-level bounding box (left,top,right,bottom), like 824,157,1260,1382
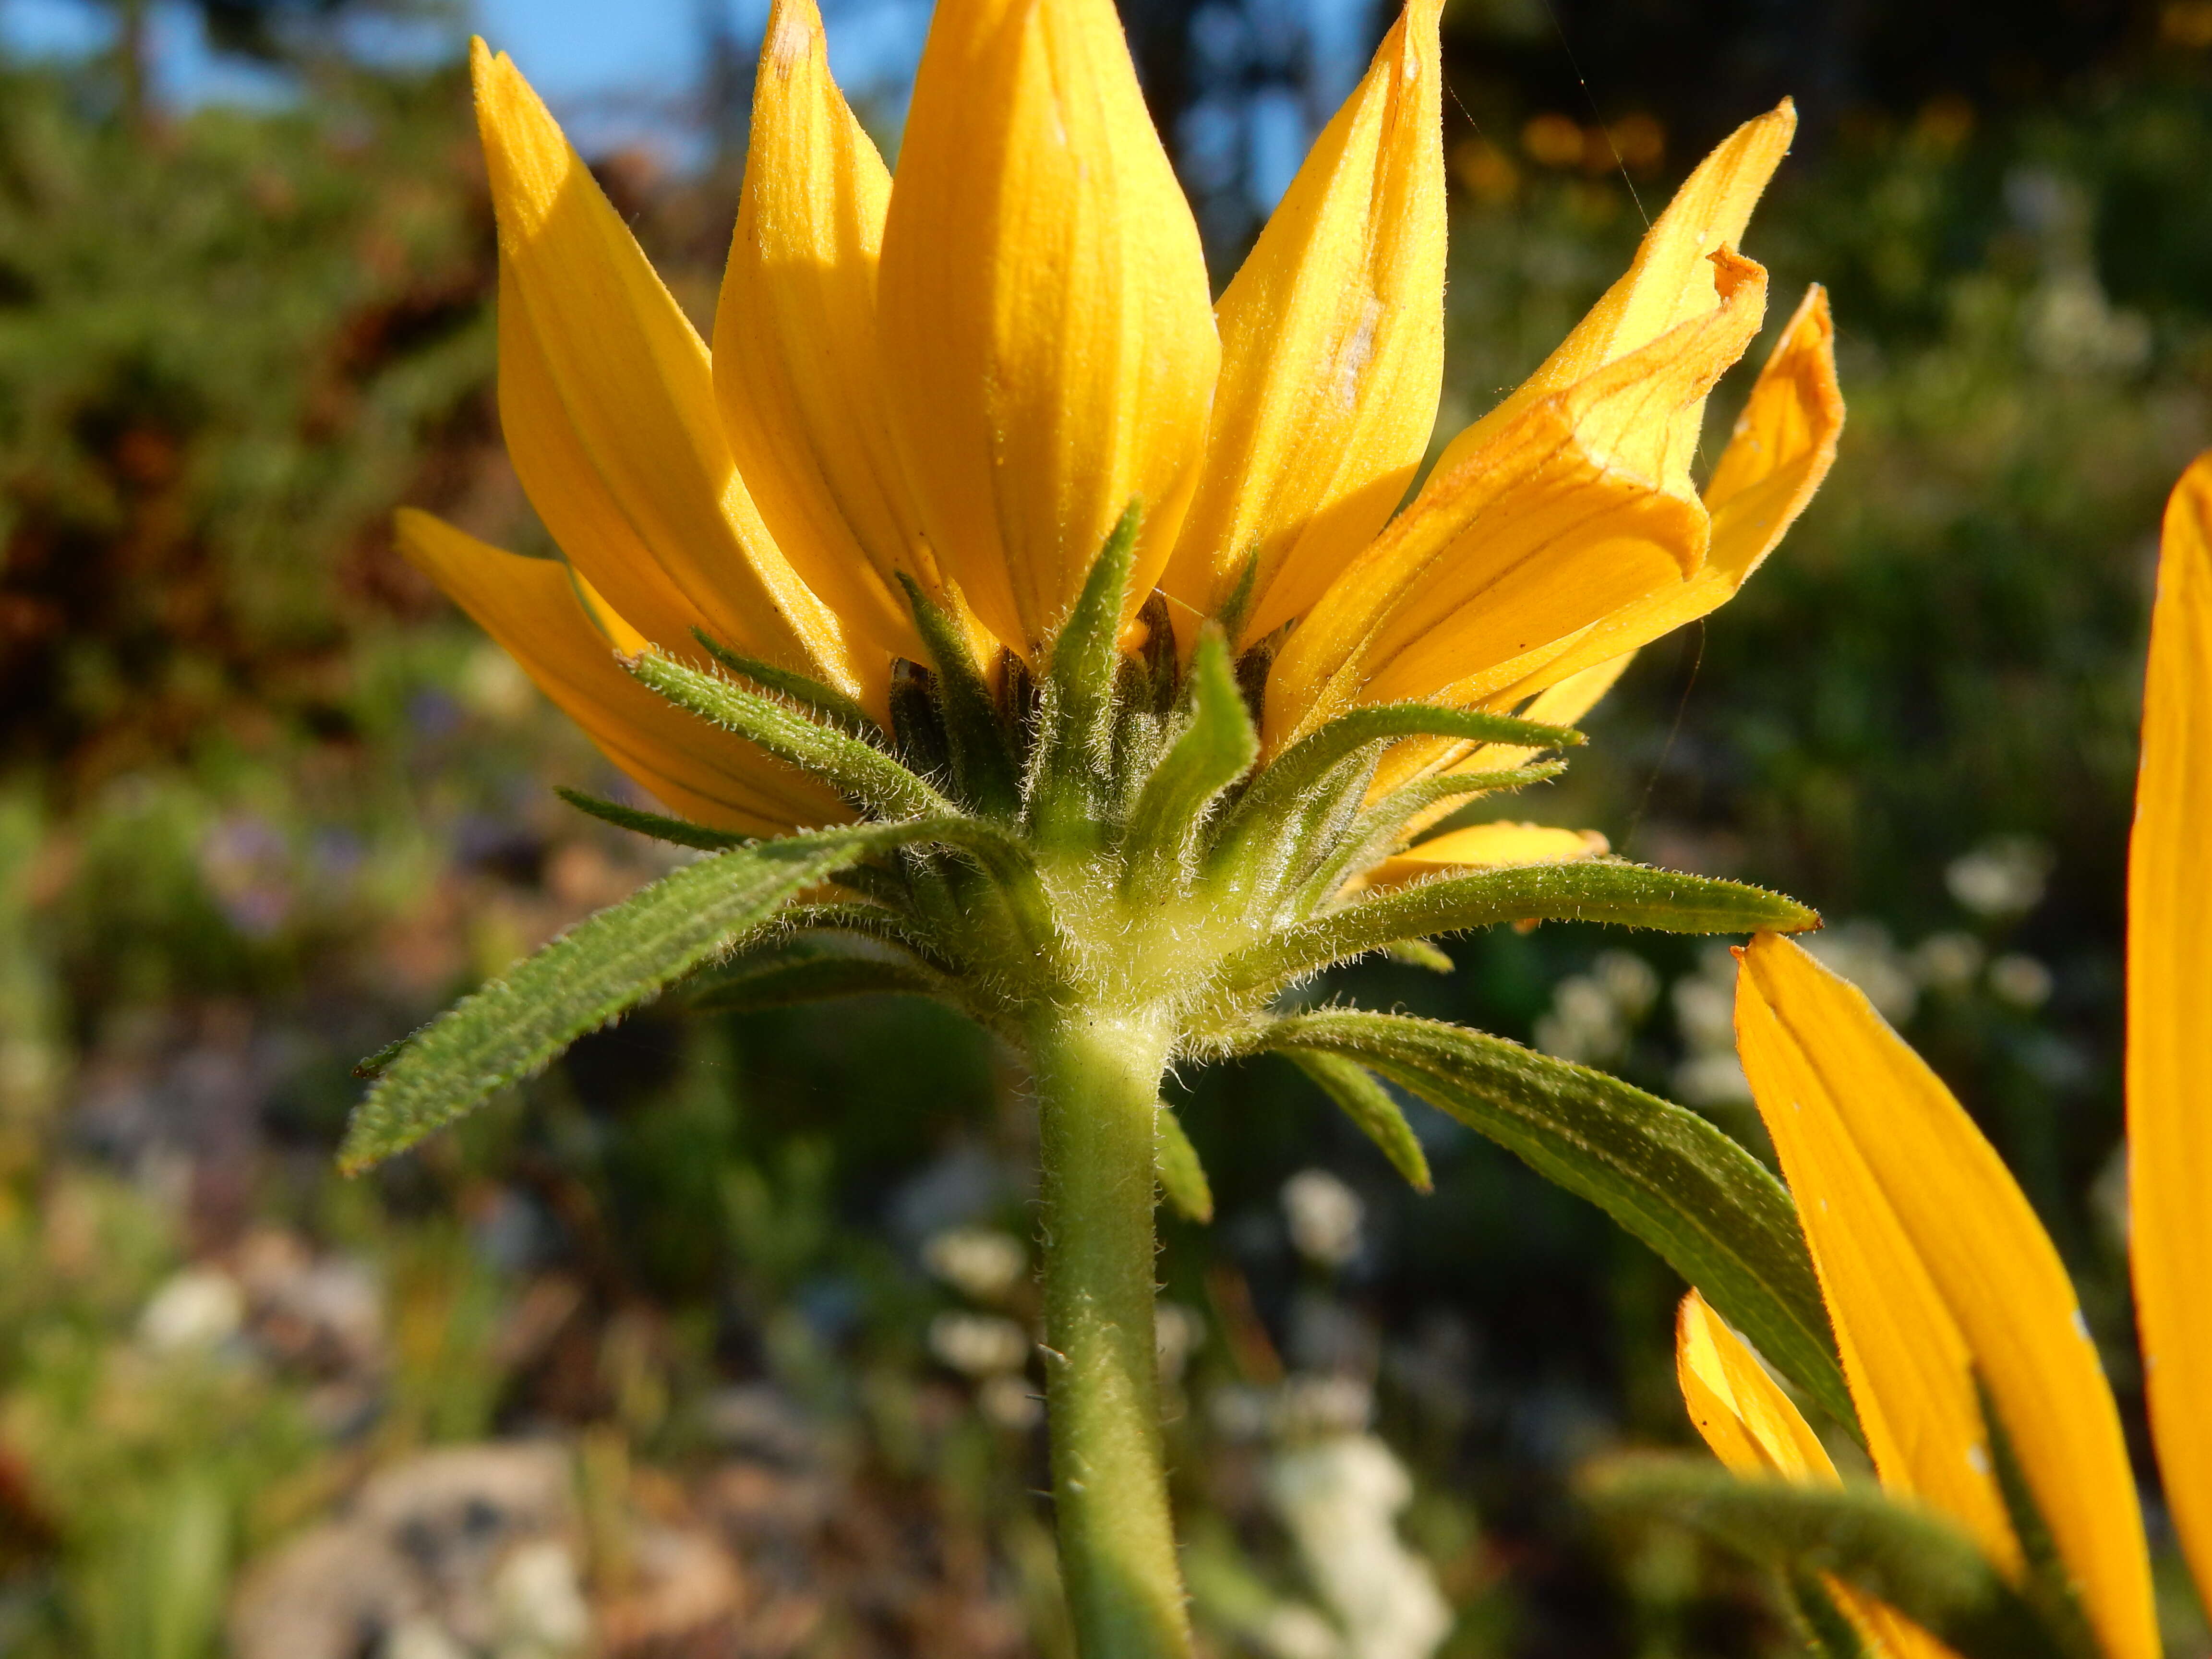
1029,1007,1190,1659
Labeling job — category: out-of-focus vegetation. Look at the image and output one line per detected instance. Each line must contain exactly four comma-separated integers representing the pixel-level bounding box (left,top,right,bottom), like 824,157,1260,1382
2,1,2211,1654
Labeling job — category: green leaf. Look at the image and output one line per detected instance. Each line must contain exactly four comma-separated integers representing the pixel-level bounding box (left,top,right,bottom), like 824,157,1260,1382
351,1030,418,1081
898,575,1023,818
1382,939,1454,973
1030,503,1142,844
1286,1050,1433,1191
775,901,966,974
1291,763,1564,906
689,628,885,739
1049,501,1144,712
1224,747,1376,901
629,652,952,820
1583,1456,2068,1659
685,937,949,1012
1155,1104,1214,1223
1120,627,1259,900
339,823,955,1173
1211,700,1582,871
1255,1009,1854,1428
1220,862,1820,994
554,786,749,852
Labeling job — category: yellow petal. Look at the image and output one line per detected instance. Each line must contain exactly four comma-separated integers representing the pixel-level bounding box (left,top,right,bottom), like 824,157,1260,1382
1677,1292,1964,1659
1262,251,1765,753
1358,822,1606,891
714,0,955,663
1678,1289,1836,1482
2129,450,2212,1611
472,40,877,705
1432,102,1796,496
497,266,709,656
394,510,848,836
1490,285,1843,707
1739,934,2159,1659
1161,0,1444,648
1362,288,1835,805
876,0,1220,661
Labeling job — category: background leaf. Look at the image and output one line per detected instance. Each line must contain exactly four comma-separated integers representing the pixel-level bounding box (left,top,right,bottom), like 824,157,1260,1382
1585,1456,2069,1659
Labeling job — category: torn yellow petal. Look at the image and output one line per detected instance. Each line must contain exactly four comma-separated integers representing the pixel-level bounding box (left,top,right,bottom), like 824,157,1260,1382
1162,0,1444,648
1678,1293,1964,1659
1358,822,1606,891
472,40,875,705
394,509,848,836
1491,285,1842,707
2129,449,2212,1613
1432,102,1795,497
1262,251,1766,754
714,0,952,663
876,0,1220,661
1739,934,2158,1659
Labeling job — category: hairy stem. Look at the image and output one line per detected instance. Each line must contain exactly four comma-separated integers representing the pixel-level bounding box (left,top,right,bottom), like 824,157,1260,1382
1028,1007,1189,1659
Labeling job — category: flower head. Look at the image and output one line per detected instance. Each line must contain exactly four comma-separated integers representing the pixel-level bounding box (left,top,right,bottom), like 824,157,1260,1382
360,30,1848,1641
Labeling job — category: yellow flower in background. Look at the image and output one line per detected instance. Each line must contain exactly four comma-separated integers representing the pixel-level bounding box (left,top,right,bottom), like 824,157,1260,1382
396,0,1840,852
1674,451,2212,1659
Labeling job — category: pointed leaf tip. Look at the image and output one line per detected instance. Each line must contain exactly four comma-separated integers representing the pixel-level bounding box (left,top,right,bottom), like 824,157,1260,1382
339,822,974,1174
1156,1105,1214,1223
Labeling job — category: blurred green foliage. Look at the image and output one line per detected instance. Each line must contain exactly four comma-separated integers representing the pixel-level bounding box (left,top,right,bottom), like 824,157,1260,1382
0,12,2209,1658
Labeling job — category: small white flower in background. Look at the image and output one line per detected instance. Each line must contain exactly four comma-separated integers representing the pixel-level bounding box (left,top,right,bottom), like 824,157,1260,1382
1534,974,1623,1064
1912,930,1987,992
1209,1384,1268,1441
1988,951,2056,1010
1671,967,1736,1056
1273,1375,1374,1438
1534,950,1658,1066
1156,1300,1207,1384
977,1372,1043,1431
921,1226,1028,1303
1268,1434,1453,1659
1674,1051,1755,1108
1803,919,1919,1022
459,641,538,722
1946,834,2054,918
139,1266,245,1353
1258,1605,1346,1659
1671,946,1751,1105
1282,1170,1364,1269
1592,950,1660,1021
491,1538,590,1658
927,1310,1031,1377
385,1618,470,1659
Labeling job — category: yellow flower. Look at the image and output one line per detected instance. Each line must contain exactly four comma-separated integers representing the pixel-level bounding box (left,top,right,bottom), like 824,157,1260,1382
1675,452,2212,1659
397,0,1840,854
